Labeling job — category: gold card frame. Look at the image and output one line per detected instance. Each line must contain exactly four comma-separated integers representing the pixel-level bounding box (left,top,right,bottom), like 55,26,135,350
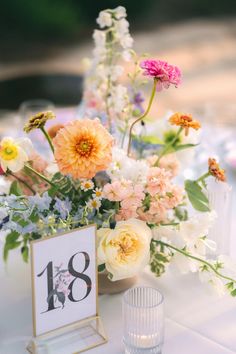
28,224,107,354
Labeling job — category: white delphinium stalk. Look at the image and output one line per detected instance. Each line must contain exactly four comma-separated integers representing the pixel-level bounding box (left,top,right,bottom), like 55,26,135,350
82,6,135,133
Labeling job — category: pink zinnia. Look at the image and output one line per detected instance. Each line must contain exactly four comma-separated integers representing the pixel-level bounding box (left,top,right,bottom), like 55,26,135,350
140,59,182,91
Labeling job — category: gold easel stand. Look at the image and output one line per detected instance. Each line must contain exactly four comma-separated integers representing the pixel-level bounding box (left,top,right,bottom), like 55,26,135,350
27,316,107,354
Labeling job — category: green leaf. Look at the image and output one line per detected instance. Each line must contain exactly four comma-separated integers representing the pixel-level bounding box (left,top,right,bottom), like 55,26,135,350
3,231,21,261
139,135,164,145
231,289,236,297
173,143,198,152
98,263,106,273
185,179,210,212
9,181,22,196
21,246,29,263
226,282,234,290
163,143,198,155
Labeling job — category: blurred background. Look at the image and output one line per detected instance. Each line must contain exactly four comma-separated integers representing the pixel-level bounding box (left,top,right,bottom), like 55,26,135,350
0,1,236,130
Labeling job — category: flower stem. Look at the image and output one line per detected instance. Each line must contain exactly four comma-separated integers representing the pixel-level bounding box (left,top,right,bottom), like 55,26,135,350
24,165,66,197
40,126,54,153
127,78,158,156
196,172,211,184
154,127,183,166
154,240,236,285
8,171,36,195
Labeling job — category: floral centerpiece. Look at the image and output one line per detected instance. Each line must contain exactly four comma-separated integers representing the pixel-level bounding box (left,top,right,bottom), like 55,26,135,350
0,7,236,297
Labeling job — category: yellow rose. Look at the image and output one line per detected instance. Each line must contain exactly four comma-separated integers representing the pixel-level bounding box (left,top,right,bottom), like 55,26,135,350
97,218,152,281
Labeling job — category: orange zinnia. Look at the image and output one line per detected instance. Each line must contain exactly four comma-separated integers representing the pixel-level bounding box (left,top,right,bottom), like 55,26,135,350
169,113,201,136
54,118,113,179
208,158,226,182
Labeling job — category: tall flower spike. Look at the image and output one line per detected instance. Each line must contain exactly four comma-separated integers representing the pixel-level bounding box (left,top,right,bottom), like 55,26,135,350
169,112,201,136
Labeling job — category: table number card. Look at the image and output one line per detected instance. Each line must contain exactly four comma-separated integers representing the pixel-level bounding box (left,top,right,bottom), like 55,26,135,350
30,225,99,338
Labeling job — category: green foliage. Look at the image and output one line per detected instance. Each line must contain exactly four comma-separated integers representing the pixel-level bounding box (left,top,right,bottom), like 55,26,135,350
164,143,198,155
150,240,171,277
98,264,106,272
21,245,29,263
174,206,188,221
3,231,21,261
9,181,22,196
50,173,76,199
185,179,210,212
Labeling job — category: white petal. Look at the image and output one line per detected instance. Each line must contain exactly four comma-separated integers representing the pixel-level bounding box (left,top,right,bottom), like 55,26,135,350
17,138,33,154
6,158,25,173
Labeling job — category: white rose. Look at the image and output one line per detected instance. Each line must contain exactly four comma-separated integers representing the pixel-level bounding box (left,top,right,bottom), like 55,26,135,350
96,11,113,28
97,218,152,281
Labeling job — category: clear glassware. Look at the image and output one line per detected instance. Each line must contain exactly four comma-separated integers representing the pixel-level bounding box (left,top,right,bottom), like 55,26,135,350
207,179,232,256
123,286,164,354
19,99,55,154
19,99,55,123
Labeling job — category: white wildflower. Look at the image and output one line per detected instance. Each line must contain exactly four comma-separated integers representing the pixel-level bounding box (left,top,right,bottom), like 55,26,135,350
120,34,134,49
93,30,106,47
115,18,129,36
92,188,103,200
87,198,101,210
81,180,94,191
114,6,127,19
96,11,113,28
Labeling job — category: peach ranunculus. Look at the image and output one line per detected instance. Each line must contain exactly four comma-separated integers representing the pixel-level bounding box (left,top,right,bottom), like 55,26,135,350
97,218,152,281
53,118,113,179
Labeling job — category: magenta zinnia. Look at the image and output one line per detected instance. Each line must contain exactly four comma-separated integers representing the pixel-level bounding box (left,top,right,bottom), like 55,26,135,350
140,59,182,91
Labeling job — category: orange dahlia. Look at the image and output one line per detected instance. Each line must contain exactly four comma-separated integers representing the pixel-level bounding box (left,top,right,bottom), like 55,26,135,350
54,118,113,179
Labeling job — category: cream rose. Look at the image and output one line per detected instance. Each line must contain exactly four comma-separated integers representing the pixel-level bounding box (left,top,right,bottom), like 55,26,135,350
97,218,152,281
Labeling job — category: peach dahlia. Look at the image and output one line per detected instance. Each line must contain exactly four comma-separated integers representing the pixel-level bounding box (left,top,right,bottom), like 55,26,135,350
54,118,113,179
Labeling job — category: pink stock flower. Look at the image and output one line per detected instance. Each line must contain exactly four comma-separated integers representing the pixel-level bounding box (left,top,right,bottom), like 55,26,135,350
137,206,167,224
140,59,182,91
120,184,145,210
146,167,171,196
162,185,184,209
146,154,180,178
103,179,132,202
115,206,138,221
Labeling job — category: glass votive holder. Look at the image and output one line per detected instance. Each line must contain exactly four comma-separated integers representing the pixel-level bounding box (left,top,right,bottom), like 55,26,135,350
123,286,164,354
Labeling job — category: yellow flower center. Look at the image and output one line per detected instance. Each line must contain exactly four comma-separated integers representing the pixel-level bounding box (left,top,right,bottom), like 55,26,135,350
0,143,19,161
91,200,98,208
76,137,95,158
111,232,140,263
95,190,102,197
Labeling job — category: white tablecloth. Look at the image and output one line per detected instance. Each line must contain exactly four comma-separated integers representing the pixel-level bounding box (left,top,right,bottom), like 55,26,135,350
1,247,236,354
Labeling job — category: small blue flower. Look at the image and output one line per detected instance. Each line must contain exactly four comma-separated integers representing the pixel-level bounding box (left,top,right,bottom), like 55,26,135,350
28,192,52,212
2,220,22,233
21,223,38,235
54,198,72,219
